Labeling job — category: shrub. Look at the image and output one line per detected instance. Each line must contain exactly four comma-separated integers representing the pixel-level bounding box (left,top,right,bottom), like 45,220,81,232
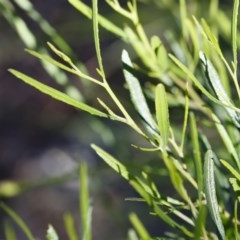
1,0,240,239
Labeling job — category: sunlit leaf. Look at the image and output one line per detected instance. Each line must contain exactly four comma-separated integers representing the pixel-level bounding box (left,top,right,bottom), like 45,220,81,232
220,159,240,181
9,69,107,117
122,49,157,133
155,84,169,148
46,225,59,240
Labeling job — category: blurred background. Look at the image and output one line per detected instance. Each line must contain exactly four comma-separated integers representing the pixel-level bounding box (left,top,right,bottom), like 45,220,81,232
0,0,233,239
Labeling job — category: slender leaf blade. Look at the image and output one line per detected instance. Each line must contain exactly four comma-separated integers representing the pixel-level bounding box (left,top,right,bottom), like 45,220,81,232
68,0,125,38
0,202,35,240
232,0,239,69
46,225,59,240
204,150,225,239
155,84,169,148
63,213,78,240
190,113,203,200
91,144,129,180
79,162,92,240
200,51,240,128
92,0,106,80
9,69,107,117
4,221,17,240
129,213,151,239
122,49,157,132
211,113,240,170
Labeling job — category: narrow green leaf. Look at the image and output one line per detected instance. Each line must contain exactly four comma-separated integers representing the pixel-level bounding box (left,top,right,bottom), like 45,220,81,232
26,49,76,74
1,2,36,48
229,178,240,202
155,84,169,148
211,113,240,170
92,0,105,78
232,0,239,69
91,144,129,180
4,221,17,240
190,113,203,200
152,202,194,238
169,54,225,107
200,51,240,128
13,0,72,54
68,0,125,38
9,69,107,117
163,154,196,217
129,213,151,240
234,201,239,238
229,178,240,191
201,19,221,54
180,0,187,38
79,162,92,240
0,202,35,240
127,229,139,240
204,150,225,239
63,213,78,240
220,159,240,181
46,225,59,240
194,205,207,240
122,50,157,132
180,86,189,151
91,144,155,200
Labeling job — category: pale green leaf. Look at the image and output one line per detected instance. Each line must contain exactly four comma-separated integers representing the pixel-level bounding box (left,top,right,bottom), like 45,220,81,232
211,113,240,170
68,0,125,38
204,150,225,240
155,84,169,148
169,54,225,107
4,221,17,240
92,0,105,78
91,144,130,179
229,178,240,192
220,159,240,181
91,144,155,201
232,0,239,69
200,51,240,128
26,49,76,74
79,162,92,240
46,225,59,240
9,69,107,117
129,213,151,239
0,202,35,240
63,213,78,240
190,112,203,200
122,49,157,132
